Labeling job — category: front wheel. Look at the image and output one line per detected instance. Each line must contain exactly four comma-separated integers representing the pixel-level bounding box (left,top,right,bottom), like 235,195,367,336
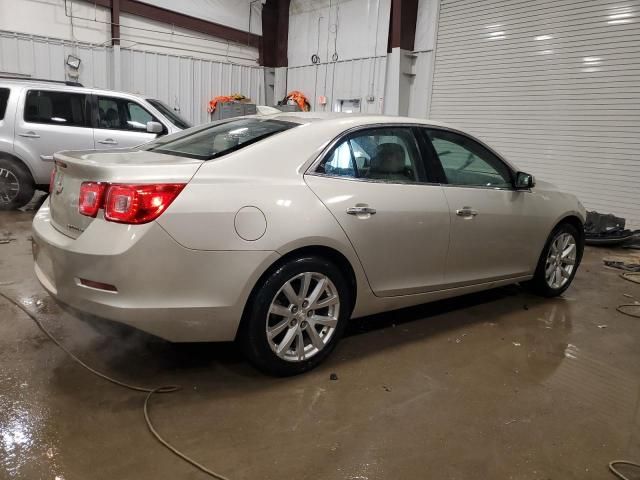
527,223,583,297
240,256,351,376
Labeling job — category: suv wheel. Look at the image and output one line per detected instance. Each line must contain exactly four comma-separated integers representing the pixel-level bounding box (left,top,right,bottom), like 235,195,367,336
240,255,351,376
0,158,35,210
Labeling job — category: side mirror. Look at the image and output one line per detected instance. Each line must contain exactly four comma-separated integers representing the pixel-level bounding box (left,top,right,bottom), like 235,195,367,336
515,171,535,189
146,121,163,134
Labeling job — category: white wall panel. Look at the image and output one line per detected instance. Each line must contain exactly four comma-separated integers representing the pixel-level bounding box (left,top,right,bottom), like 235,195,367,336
0,31,112,89
120,49,264,125
430,0,640,226
286,56,386,112
288,0,390,67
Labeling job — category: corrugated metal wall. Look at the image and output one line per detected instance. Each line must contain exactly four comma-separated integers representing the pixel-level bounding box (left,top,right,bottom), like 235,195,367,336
120,49,264,125
286,56,386,113
430,0,640,226
0,31,112,88
0,31,265,126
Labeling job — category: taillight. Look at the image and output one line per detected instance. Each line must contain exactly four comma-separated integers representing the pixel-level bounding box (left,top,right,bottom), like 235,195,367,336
78,182,106,217
104,184,185,224
78,183,185,224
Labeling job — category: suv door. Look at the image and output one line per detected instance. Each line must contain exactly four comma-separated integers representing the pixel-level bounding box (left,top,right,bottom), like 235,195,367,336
15,89,94,184
422,128,543,287
93,95,164,149
305,126,450,297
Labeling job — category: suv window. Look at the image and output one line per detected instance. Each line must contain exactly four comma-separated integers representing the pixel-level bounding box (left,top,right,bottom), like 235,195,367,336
427,129,512,188
98,96,160,132
143,118,296,160
24,90,89,127
0,88,9,120
146,98,191,129
317,128,424,183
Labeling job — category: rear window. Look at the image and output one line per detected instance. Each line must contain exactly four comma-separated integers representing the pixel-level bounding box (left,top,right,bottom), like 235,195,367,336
24,90,90,127
144,118,296,160
0,88,9,120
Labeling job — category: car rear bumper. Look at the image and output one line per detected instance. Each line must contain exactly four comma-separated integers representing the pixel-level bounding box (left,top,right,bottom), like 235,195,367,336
32,198,279,342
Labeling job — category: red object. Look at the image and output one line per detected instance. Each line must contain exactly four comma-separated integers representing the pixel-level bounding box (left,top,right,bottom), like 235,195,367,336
78,183,185,224
208,95,234,113
78,182,107,217
104,184,186,224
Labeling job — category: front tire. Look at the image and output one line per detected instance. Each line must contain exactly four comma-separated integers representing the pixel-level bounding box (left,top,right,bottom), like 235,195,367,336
528,223,583,297
0,158,35,210
240,255,351,376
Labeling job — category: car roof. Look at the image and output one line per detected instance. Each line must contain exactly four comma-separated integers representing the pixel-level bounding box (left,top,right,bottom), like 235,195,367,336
255,111,458,130
0,78,153,101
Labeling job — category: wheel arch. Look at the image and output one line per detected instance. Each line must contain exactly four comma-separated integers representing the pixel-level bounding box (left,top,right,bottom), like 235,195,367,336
237,244,358,340
0,150,36,183
554,214,585,243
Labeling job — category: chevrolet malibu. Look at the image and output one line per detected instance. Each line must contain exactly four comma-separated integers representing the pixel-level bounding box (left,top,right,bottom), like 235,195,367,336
32,113,585,376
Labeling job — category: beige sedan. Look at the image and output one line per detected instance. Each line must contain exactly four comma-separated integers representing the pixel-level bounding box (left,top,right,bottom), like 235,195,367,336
32,113,585,375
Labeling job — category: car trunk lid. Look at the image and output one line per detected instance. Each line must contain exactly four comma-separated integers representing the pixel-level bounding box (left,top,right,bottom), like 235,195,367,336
49,149,203,239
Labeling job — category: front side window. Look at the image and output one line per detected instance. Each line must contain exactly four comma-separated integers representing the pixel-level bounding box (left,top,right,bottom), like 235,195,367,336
143,118,296,160
0,88,9,120
427,129,512,188
146,98,191,129
317,128,424,183
98,96,159,132
24,90,89,127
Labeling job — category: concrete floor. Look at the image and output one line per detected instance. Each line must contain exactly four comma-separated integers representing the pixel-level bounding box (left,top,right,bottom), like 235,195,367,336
1,203,640,480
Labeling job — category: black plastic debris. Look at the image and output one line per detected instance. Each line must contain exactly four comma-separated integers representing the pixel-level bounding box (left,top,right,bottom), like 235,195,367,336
584,211,639,246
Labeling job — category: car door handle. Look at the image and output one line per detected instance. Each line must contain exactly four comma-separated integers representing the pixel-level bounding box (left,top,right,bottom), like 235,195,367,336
98,139,118,145
40,155,54,162
456,207,478,217
19,131,40,138
346,206,377,215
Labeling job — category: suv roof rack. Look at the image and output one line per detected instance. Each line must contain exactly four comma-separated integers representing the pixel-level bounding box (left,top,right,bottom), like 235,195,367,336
0,75,83,87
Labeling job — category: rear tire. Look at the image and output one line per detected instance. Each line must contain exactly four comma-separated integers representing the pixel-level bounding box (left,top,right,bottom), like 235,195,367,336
240,255,351,376
0,158,35,210
527,222,583,297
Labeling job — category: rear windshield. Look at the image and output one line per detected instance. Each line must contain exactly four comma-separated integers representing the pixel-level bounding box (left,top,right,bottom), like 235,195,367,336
144,118,297,160
0,88,10,120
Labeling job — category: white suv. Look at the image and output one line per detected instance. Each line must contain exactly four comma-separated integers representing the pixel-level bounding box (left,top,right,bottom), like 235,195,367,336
0,77,191,209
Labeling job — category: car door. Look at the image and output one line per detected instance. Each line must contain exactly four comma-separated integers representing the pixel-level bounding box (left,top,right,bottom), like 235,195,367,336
93,95,162,149
14,88,94,183
305,126,451,297
422,128,540,287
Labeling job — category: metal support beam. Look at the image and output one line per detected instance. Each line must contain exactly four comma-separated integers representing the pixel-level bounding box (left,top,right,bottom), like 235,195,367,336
110,0,120,45
260,0,290,67
79,0,261,49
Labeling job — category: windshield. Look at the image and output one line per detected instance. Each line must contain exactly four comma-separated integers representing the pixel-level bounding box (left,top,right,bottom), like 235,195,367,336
143,118,297,160
146,98,192,129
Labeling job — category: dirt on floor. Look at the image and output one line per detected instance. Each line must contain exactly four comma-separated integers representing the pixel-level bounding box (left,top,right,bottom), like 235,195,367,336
1,202,639,480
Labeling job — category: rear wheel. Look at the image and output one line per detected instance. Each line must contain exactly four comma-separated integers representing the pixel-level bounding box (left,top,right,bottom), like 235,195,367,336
0,158,35,210
240,256,351,376
528,223,583,297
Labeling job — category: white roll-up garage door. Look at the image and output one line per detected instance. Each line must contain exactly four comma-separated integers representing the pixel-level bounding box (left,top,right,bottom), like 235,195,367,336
430,0,640,226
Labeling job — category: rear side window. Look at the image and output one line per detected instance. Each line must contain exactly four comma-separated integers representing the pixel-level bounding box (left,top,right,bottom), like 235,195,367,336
0,88,9,120
98,96,161,132
24,90,90,127
317,127,426,183
144,118,296,160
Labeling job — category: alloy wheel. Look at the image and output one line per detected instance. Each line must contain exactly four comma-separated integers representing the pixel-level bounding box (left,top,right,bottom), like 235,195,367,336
266,272,340,362
545,232,577,289
0,168,20,204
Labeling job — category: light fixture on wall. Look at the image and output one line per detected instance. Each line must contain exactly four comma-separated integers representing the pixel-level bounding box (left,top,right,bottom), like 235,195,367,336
66,55,81,70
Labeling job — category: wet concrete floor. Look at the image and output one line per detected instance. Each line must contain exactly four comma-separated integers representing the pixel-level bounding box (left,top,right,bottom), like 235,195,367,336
1,203,640,480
